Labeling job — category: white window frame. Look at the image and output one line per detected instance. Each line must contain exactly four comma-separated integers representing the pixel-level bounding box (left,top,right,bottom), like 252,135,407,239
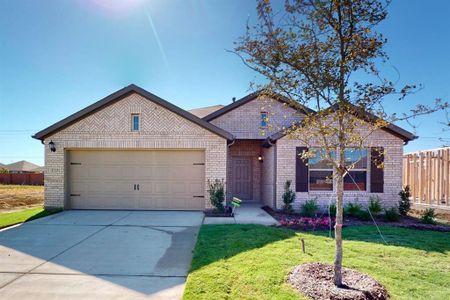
308,148,334,191
343,148,369,191
131,114,140,132
307,148,369,192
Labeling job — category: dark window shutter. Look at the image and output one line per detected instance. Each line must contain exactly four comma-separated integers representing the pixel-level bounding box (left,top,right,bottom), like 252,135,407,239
296,147,309,192
370,147,384,193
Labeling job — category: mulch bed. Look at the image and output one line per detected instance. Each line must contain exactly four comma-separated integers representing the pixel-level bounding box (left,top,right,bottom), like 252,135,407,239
203,208,233,217
288,262,389,300
262,206,450,232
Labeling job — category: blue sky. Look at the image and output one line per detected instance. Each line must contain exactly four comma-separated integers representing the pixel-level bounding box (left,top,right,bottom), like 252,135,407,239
1,0,449,166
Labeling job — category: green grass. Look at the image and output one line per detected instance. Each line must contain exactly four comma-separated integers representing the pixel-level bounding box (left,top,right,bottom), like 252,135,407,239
0,207,61,229
183,225,450,300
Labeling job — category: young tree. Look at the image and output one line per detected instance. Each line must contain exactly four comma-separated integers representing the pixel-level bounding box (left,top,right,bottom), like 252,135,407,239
234,0,447,286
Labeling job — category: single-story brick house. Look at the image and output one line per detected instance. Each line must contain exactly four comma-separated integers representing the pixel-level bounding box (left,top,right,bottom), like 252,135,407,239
33,84,415,210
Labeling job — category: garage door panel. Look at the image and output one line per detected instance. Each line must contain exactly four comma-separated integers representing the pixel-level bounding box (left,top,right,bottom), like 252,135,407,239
70,166,84,179
189,182,204,194
68,150,205,210
190,167,204,178
152,182,170,194
85,166,136,179
170,183,190,194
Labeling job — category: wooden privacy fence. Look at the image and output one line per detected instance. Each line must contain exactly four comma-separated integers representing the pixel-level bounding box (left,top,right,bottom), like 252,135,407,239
403,147,450,208
0,173,44,185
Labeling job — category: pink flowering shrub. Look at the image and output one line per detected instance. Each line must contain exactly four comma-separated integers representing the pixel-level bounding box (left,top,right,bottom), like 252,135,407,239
279,216,334,230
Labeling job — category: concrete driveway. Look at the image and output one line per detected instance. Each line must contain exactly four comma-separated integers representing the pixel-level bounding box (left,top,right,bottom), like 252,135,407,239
0,210,203,299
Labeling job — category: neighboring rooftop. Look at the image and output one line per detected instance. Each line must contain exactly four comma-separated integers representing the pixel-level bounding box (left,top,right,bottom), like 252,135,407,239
188,104,225,118
5,160,42,173
31,166,45,173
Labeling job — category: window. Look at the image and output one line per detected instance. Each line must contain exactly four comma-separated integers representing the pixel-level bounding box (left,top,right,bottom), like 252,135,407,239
344,148,368,191
309,149,334,191
306,148,368,192
131,114,140,131
260,112,268,128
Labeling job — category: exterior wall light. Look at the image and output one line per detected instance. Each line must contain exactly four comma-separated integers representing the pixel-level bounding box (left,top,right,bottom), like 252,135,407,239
258,155,263,162
49,140,56,152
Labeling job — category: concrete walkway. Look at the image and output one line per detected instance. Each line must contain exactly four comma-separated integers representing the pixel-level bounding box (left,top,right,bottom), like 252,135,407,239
203,202,279,226
0,210,203,300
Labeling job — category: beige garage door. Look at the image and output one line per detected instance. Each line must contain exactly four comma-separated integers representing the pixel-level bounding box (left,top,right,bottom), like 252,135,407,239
68,150,205,210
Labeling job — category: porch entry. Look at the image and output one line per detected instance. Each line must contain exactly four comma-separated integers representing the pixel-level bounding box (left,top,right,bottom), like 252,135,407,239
232,157,253,200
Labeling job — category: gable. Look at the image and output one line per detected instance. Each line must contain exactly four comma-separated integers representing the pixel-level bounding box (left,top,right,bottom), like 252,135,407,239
267,107,416,144
209,95,305,139
44,92,229,141
33,85,233,141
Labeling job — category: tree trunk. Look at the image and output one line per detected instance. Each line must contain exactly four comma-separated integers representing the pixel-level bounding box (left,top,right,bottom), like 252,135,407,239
334,127,346,287
334,170,344,287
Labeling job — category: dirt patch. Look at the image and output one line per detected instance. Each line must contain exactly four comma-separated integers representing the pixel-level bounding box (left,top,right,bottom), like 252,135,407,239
0,184,44,210
409,207,450,224
288,263,389,300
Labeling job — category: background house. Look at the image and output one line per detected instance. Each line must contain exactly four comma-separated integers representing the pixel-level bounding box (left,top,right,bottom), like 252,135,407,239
0,161,44,185
5,160,43,174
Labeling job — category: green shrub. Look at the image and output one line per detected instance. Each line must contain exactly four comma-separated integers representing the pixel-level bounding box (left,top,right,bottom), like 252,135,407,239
384,207,401,222
208,179,225,212
300,198,319,217
345,201,362,217
328,202,336,217
398,185,411,216
368,196,383,216
356,210,371,221
421,208,437,225
282,180,296,214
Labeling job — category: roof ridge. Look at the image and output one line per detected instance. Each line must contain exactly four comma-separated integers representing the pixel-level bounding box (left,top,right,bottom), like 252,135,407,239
202,90,315,121
33,85,233,141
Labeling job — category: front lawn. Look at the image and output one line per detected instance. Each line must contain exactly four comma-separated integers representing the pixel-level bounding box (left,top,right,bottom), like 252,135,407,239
184,225,450,300
0,207,61,229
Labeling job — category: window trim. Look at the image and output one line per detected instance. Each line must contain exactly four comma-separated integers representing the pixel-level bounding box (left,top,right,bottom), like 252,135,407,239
131,114,140,132
306,147,369,192
343,148,368,191
260,111,268,128
308,148,334,191
344,170,368,191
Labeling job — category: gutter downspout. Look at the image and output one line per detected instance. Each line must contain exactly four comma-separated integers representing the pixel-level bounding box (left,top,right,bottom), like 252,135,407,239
226,138,235,206
264,138,277,209
273,141,277,209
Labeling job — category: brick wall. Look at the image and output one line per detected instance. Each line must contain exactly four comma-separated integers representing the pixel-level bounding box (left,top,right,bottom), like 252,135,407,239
275,126,404,210
43,92,228,209
210,96,304,139
261,145,276,207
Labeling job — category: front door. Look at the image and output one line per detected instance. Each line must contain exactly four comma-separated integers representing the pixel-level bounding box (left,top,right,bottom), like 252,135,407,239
232,157,253,200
